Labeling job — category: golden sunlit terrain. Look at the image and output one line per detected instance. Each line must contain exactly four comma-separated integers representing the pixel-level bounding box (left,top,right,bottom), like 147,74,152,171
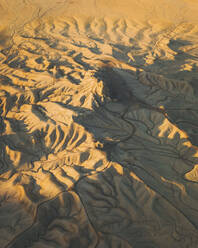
1,0,198,247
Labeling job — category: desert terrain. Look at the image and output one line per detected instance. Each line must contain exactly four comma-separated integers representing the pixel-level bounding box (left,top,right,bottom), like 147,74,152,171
1,0,198,247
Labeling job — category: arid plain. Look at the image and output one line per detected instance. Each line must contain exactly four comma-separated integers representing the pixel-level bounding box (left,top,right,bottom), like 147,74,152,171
1,0,198,247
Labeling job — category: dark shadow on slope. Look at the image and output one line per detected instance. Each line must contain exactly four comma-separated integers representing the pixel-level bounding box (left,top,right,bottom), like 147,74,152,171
94,66,134,104
73,64,198,229
0,117,46,173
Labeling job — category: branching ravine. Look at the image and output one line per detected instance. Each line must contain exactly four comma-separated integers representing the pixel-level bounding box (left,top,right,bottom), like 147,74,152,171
127,163,198,231
5,159,111,248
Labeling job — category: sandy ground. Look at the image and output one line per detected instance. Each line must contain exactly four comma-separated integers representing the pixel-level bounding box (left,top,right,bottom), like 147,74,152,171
1,0,198,247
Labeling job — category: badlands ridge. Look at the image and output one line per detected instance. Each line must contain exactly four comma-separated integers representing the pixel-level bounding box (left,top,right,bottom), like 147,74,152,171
1,0,198,247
